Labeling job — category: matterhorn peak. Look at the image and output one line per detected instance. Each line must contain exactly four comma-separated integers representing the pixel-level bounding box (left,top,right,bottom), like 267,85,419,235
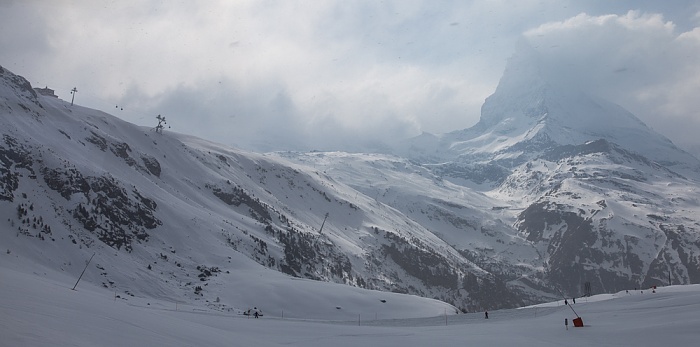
478,40,550,129
479,40,644,143
442,40,700,174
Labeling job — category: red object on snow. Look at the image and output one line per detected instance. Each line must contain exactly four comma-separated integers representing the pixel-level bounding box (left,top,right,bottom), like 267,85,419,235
573,317,584,327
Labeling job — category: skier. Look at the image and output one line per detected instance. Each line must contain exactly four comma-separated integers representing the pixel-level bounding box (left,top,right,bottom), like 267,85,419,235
564,299,568,305
254,307,259,319
572,297,576,304
485,311,489,319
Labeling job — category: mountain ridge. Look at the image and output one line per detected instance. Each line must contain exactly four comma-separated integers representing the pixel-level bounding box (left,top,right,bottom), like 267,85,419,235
3,43,700,316
1,64,528,313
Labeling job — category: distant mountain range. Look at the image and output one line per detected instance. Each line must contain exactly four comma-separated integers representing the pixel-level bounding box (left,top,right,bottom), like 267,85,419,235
2,41,699,313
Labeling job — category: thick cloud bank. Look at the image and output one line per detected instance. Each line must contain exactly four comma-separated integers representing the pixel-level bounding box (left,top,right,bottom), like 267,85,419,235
1,2,698,154
523,11,700,154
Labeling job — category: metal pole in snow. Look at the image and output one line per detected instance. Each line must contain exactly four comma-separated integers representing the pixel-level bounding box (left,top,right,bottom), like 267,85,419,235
70,87,78,106
319,212,329,235
72,252,95,290
557,288,580,318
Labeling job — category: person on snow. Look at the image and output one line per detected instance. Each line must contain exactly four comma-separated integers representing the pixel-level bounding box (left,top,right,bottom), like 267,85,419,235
564,299,568,305
253,307,260,318
485,311,489,319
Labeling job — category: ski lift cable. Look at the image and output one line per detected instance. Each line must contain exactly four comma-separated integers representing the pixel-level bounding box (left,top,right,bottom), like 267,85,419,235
44,84,167,128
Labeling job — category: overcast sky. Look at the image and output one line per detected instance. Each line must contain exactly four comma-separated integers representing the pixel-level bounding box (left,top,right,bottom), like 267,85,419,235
1,0,699,154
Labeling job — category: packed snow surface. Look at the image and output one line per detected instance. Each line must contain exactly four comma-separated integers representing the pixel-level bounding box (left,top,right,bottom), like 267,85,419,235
2,258,698,347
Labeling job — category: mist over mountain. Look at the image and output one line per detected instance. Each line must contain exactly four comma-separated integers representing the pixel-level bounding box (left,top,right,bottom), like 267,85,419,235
397,41,700,173
382,41,700,295
3,36,700,319
285,41,700,296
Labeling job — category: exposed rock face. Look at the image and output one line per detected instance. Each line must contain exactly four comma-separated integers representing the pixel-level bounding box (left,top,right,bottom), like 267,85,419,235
0,135,34,201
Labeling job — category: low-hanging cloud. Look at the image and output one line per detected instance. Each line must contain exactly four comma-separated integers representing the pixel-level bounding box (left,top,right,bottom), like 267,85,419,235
1,0,576,152
2,1,698,154
523,11,700,152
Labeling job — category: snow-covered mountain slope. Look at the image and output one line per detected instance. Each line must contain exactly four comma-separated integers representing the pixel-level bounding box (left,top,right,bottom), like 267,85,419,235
497,139,700,294
4,33,700,319
274,151,550,302
0,65,527,314
380,41,700,296
274,40,700,301
278,140,700,299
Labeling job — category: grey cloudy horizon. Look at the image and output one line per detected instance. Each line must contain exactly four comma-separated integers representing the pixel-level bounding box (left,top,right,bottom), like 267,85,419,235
1,1,699,155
